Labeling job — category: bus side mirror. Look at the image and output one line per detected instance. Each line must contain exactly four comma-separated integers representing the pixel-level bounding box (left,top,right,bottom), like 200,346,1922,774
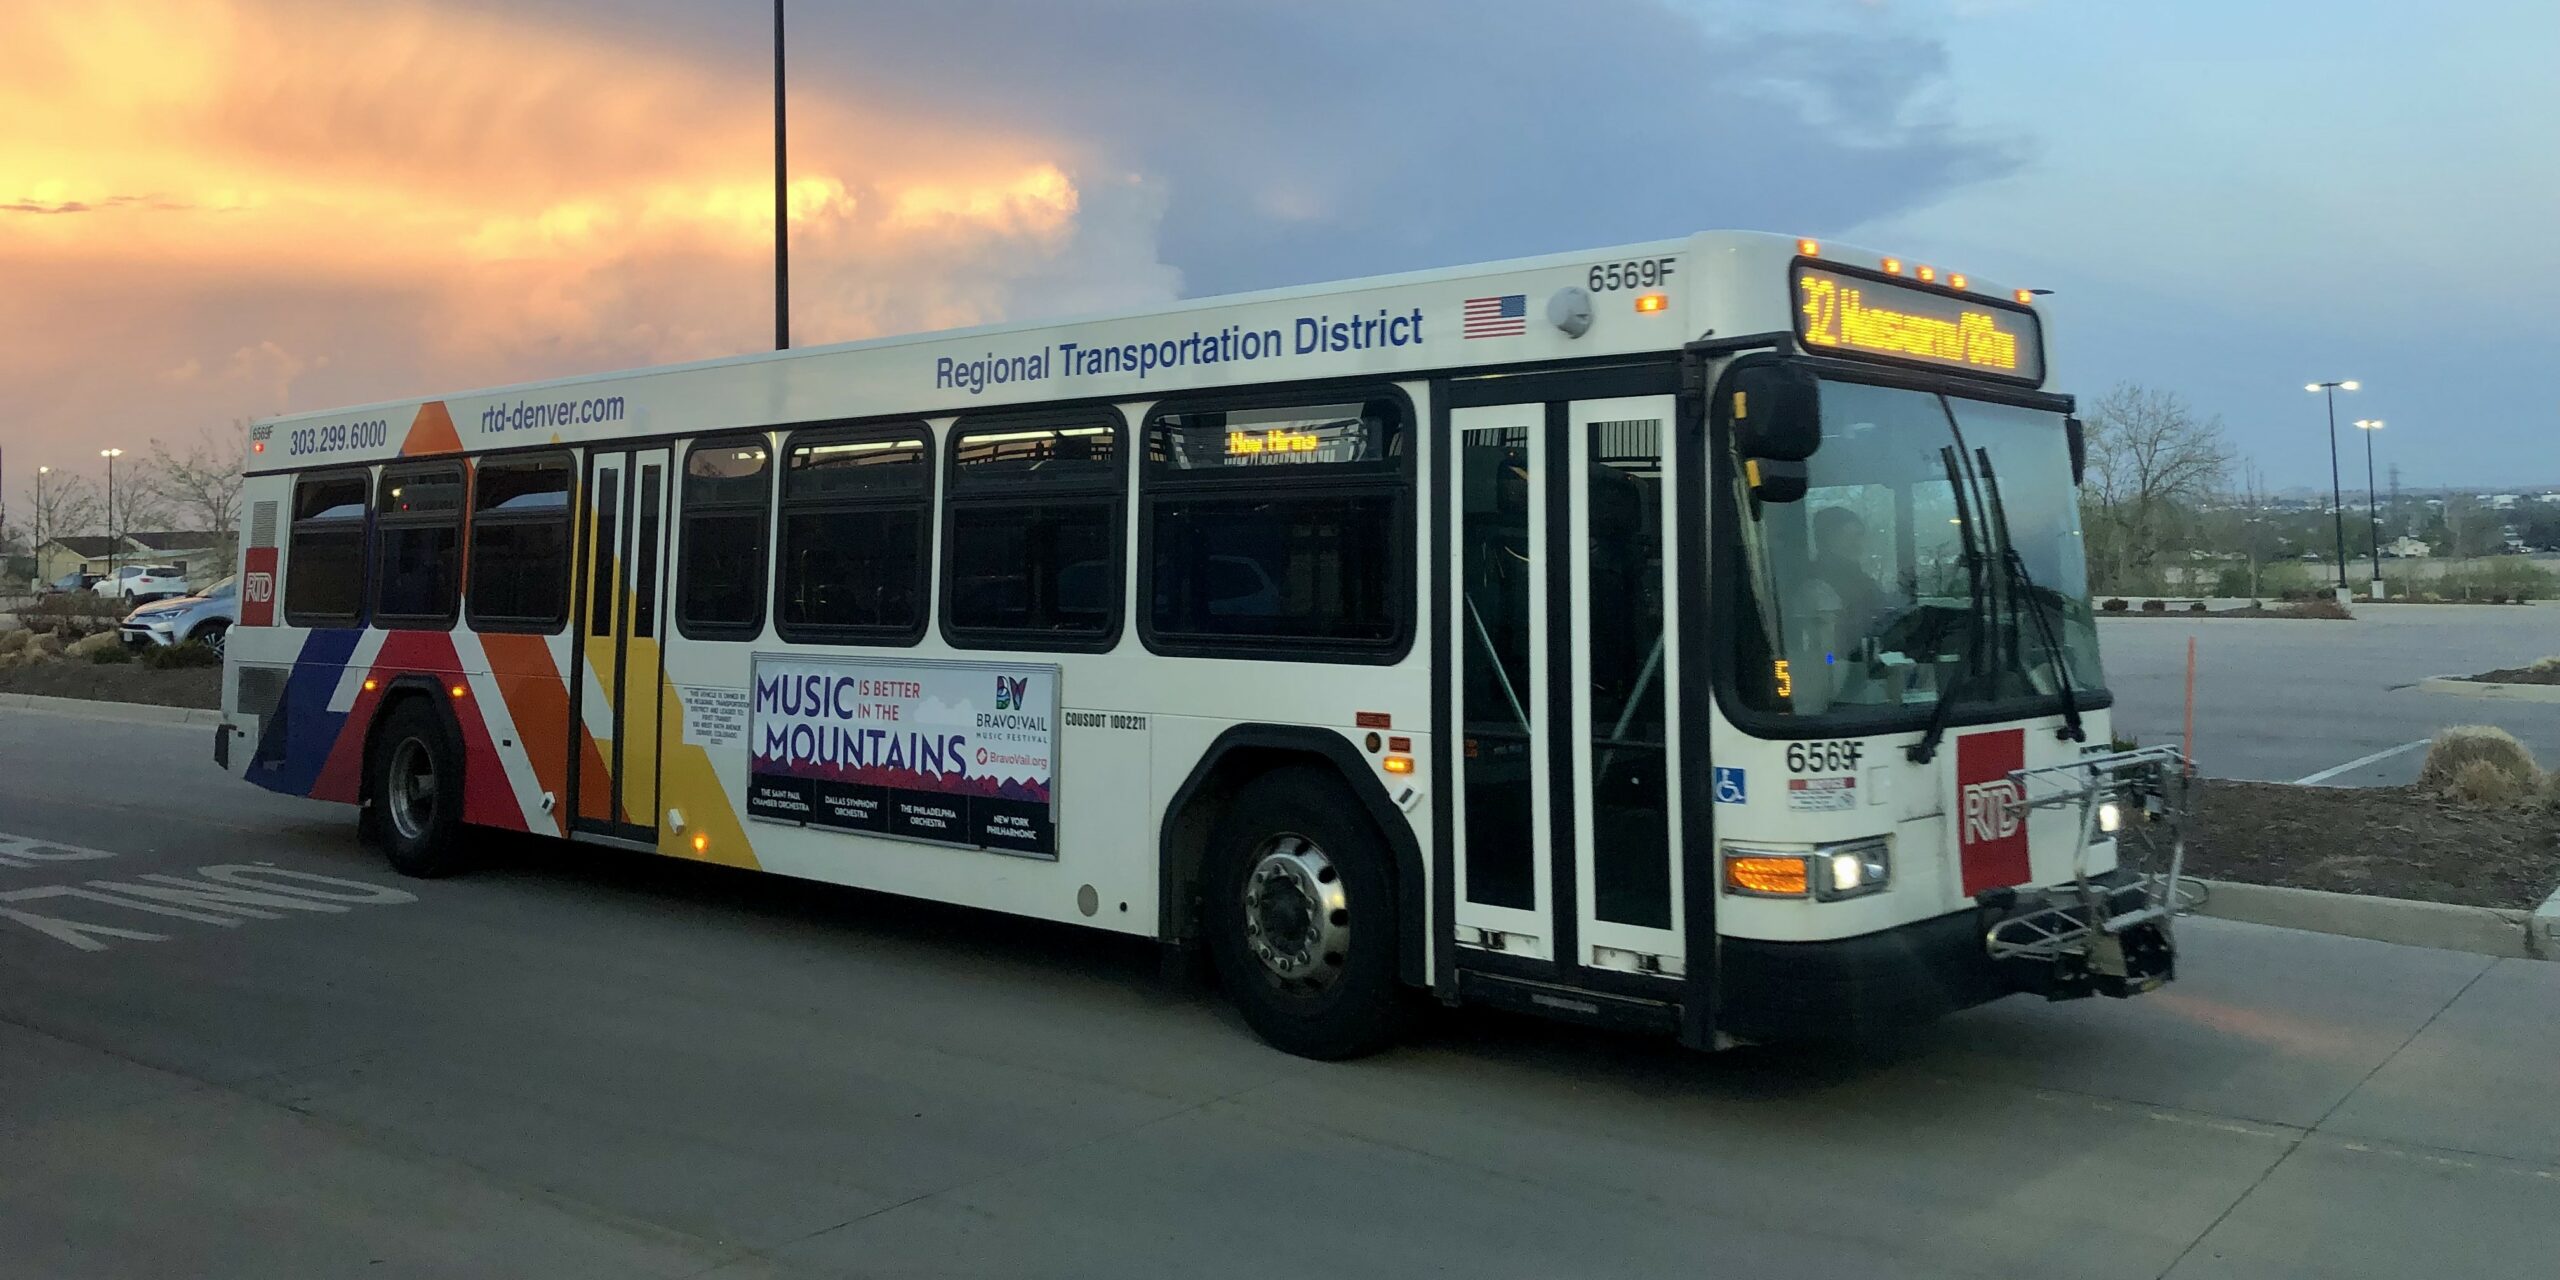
2066,416,2087,486
1719,364,1820,503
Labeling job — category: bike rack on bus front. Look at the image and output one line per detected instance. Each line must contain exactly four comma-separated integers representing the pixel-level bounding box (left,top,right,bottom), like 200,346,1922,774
1982,745,2200,996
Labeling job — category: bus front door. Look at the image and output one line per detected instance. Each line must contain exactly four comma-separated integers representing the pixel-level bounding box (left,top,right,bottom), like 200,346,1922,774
1449,391,1690,988
571,446,673,843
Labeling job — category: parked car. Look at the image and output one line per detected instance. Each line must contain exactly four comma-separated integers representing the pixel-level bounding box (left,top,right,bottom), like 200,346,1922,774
40,569,102,595
118,576,237,653
92,565,189,603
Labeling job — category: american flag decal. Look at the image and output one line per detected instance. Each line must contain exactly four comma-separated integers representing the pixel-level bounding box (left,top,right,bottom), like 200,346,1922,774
1463,293,1528,339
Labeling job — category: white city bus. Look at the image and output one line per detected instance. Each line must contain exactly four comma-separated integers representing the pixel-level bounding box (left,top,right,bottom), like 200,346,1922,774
218,230,2186,1058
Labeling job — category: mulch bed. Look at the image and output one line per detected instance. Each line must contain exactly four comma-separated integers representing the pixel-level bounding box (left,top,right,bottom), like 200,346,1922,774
2467,665,2560,685
2188,780,2560,910
0,661,220,709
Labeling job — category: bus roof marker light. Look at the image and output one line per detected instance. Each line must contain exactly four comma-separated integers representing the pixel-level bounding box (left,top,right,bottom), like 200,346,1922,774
1949,273,1968,291
1916,264,1937,283
1881,257,1904,275
2015,288,2035,304
1796,238,1820,256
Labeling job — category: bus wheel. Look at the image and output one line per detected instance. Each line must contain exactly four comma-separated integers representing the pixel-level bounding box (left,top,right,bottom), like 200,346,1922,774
1205,767,1406,1060
366,699,470,878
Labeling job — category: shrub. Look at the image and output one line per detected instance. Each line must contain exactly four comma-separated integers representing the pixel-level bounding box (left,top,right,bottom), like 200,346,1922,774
87,643,135,665
139,641,221,670
2530,656,2560,674
2446,759,2537,807
2417,726,2538,806
2187,601,2207,612
2212,566,2254,597
2140,599,2167,613
2434,557,2557,602
13,594,122,638
2101,598,2129,612
2274,597,2352,620
2258,561,2318,600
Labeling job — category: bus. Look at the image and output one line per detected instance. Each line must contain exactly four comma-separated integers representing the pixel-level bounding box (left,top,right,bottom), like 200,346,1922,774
216,230,2188,1059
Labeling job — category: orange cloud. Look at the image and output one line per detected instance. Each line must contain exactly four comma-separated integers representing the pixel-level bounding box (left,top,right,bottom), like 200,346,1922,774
0,0,1176,476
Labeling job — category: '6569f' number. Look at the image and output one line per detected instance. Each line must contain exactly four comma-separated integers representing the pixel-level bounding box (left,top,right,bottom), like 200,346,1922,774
1587,258,1676,292
1786,741,1863,773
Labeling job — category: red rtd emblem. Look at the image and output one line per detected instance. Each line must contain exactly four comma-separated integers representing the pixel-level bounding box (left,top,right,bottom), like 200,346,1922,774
1955,728,2028,895
240,547,279,627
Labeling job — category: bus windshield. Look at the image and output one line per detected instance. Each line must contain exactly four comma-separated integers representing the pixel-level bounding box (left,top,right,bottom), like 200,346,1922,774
1730,376,2104,725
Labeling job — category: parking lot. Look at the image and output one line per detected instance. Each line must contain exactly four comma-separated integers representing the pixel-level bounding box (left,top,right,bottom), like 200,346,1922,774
4,703,2559,1278
2100,604,2560,785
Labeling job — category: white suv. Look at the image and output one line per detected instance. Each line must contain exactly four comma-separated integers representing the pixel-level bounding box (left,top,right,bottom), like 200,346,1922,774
92,565,190,603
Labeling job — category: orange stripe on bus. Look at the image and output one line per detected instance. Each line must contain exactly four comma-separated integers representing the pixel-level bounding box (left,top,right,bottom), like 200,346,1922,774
479,633,572,836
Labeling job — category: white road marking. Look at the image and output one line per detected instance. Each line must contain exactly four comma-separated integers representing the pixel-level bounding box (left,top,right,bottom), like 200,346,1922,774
2293,739,2429,786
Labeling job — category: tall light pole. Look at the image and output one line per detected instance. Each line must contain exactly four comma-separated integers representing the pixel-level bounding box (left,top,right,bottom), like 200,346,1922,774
2304,380,2357,592
33,465,49,587
773,0,790,351
2354,420,2384,587
100,447,124,585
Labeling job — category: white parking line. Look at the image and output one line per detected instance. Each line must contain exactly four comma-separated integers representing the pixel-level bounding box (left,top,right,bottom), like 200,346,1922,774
2293,739,2429,786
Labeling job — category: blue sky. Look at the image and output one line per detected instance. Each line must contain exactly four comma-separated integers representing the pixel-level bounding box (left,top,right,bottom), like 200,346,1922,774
7,0,2550,494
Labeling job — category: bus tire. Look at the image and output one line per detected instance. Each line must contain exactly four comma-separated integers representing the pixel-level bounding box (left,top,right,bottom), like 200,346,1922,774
1204,766,1407,1060
365,698,471,878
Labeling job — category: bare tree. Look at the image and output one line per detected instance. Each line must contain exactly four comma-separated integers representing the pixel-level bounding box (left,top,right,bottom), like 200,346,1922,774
138,422,247,564
2078,383,2233,592
22,470,103,556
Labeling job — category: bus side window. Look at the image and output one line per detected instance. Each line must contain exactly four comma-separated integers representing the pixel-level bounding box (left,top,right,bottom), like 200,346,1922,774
1139,395,1412,660
466,452,575,632
284,469,373,628
943,416,1123,650
774,427,930,644
373,462,467,628
677,436,773,640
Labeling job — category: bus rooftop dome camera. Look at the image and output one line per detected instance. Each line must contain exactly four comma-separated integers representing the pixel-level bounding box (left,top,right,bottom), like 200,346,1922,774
1547,287,1594,338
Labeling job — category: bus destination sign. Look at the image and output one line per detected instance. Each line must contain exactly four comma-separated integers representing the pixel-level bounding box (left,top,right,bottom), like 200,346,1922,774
1793,265,2044,383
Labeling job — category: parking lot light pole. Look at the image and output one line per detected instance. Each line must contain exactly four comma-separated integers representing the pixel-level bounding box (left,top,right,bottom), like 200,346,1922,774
2304,381,2357,592
2355,419,2384,587
100,447,124,586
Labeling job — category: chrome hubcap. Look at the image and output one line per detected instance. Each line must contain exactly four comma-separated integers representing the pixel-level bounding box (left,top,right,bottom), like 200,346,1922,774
1241,834,1350,992
386,737,437,842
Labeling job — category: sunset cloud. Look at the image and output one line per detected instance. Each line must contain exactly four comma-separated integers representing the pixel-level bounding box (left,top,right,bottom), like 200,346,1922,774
0,0,1177,477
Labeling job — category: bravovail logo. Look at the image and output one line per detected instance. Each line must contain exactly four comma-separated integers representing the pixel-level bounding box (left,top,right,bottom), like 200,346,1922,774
1955,728,2029,895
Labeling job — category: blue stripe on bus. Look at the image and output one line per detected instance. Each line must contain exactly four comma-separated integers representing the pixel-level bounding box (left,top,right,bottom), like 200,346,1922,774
248,627,365,797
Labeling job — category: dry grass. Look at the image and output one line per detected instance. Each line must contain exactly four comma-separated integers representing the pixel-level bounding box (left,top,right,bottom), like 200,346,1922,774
2530,655,2560,674
2416,726,2542,808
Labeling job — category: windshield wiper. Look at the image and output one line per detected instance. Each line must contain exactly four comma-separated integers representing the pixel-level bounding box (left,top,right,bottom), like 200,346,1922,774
1973,446,2086,743
1908,445,1989,765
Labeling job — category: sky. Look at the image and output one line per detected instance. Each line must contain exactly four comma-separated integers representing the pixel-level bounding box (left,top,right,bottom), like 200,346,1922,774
4,0,2555,501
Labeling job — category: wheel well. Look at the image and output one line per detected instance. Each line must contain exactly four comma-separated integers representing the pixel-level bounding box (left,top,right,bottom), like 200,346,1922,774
355,682,445,804
1158,729,1427,988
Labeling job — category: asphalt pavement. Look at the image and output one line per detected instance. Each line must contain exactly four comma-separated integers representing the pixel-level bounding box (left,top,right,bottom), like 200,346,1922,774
2100,603,2560,784
4,704,2559,1279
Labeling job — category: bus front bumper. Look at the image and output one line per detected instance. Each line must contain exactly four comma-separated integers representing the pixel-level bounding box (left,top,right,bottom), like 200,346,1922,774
1716,868,2172,1045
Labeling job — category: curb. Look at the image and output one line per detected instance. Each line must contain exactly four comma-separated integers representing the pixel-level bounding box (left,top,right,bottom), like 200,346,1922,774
0,692,223,728
2415,674,2560,703
2196,879,2548,962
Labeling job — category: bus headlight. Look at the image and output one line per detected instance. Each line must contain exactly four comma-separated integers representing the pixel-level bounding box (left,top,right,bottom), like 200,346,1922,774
1816,837,1891,901
1722,838,1891,900
2097,800,2123,834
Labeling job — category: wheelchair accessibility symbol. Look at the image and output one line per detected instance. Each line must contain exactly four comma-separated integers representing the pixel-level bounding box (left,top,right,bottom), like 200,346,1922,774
1712,766,1747,805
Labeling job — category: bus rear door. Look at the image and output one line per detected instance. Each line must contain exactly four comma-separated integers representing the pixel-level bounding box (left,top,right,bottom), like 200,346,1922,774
572,446,673,843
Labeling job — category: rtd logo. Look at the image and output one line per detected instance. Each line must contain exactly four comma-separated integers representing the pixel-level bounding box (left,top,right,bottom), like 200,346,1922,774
1963,778,2022,844
244,572,274,604
1954,727,2030,895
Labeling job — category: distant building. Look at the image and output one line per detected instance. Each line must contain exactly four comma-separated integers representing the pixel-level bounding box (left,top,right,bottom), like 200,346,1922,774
2384,535,2431,558
33,532,229,584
